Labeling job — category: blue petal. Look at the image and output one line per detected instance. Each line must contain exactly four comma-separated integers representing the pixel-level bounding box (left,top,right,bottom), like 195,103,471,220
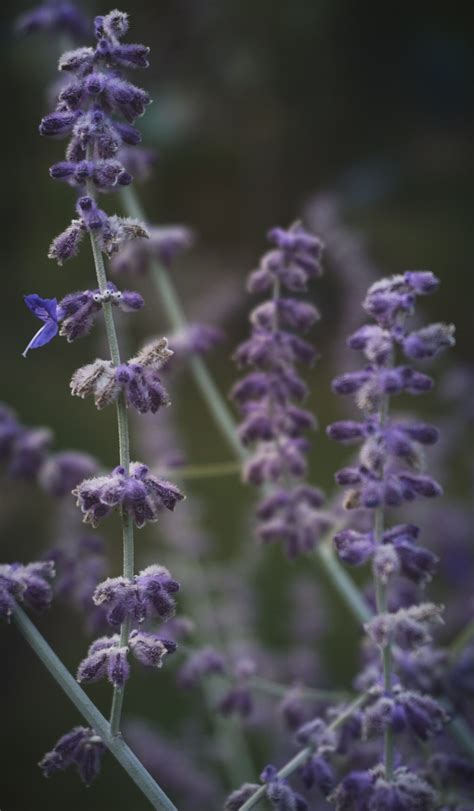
22,319,59,357
24,294,59,323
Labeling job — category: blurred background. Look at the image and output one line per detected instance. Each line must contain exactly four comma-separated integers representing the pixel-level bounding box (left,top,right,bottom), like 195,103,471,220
1,1,473,809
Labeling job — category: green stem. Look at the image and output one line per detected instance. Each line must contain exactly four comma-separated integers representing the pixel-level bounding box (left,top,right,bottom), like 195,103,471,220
449,617,474,658
12,604,177,811
160,461,241,480
248,675,352,702
119,185,245,461
238,693,369,811
86,171,134,737
315,539,372,625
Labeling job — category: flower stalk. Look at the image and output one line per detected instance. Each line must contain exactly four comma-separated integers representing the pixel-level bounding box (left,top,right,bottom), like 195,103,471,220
12,603,177,811
85,162,134,737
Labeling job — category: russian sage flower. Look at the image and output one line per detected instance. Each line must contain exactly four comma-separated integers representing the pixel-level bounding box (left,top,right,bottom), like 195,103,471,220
73,461,184,528
39,727,106,786
70,337,172,412
92,565,179,627
232,222,329,556
327,271,453,799
38,9,151,266
77,632,177,688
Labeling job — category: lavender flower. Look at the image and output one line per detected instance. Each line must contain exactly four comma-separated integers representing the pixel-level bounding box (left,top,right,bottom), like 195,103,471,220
39,727,106,786
232,222,327,556
73,462,184,528
0,561,55,620
328,271,453,797
22,295,59,356
38,11,152,265
92,565,179,627
24,283,144,353
77,631,176,687
70,338,172,412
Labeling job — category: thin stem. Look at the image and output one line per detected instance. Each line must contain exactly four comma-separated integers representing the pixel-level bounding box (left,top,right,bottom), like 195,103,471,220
160,460,242,480
86,169,134,737
449,617,474,658
238,692,369,811
12,604,177,811
119,185,245,461
248,676,352,703
315,538,372,625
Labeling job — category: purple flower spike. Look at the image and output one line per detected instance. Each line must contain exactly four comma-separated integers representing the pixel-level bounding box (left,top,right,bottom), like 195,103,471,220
22,294,59,357
233,223,328,556
39,727,106,787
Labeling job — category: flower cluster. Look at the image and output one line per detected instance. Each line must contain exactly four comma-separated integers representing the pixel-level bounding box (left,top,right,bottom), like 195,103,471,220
73,461,184,528
70,337,172,412
326,272,454,800
39,727,106,787
77,631,177,688
38,10,151,265
23,283,143,355
232,222,328,556
92,565,179,627
329,766,436,810
0,561,55,619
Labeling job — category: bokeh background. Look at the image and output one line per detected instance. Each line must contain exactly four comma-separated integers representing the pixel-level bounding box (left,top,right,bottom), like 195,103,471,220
1,1,473,809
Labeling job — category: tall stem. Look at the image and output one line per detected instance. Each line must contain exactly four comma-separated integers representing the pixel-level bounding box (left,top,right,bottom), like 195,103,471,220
12,604,176,811
86,169,134,737
373,393,394,779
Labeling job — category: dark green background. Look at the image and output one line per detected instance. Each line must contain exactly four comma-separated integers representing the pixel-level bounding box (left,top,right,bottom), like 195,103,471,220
1,1,473,809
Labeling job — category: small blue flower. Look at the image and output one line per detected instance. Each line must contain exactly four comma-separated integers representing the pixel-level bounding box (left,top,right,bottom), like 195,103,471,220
22,294,59,357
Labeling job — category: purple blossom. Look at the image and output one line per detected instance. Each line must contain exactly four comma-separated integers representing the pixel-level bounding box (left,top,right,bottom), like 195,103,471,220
232,223,328,555
22,294,59,356
70,338,172,413
0,560,55,620
77,630,176,686
37,10,152,274
39,727,106,786
92,564,179,627
73,461,184,528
